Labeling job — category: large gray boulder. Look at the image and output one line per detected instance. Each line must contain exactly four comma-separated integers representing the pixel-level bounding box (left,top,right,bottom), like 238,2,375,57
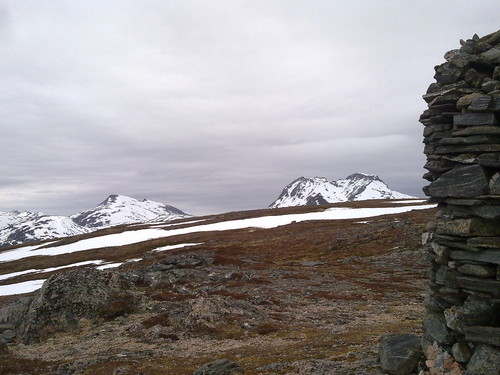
19,268,138,343
379,333,423,375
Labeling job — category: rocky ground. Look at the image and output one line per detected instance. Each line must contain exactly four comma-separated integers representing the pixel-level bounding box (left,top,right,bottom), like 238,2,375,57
0,201,436,375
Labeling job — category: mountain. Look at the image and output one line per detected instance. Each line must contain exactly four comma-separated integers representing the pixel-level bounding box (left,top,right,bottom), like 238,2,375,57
1,215,90,248
0,195,190,248
269,173,415,208
71,195,190,228
1,211,45,247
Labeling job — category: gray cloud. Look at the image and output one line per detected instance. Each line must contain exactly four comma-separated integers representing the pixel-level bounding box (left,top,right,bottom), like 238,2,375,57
1,0,499,215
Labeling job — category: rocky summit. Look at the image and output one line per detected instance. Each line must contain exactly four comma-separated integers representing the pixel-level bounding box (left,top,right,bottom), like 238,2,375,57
269,173,414,208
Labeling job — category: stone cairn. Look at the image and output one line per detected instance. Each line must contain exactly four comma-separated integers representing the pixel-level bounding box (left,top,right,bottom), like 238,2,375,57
420,30,500,375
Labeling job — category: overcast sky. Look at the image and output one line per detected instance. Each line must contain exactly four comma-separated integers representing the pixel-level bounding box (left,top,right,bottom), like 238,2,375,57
1,1,499,216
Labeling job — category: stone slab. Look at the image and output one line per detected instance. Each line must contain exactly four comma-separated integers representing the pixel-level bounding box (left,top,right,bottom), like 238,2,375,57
453,113,499,126
464,326,500,347
424,164,488,198
450,249,500,265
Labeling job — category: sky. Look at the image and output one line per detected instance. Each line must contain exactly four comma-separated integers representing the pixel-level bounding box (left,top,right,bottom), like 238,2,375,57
1,1,499,216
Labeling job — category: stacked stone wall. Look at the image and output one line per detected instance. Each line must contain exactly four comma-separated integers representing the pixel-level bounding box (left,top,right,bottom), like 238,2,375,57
420,30,500,375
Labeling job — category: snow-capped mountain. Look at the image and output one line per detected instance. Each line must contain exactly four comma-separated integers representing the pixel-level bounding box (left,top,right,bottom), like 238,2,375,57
71,195,190,228
269,173,415,208
0,195,190,248
0,211,44,231
1,215,91,248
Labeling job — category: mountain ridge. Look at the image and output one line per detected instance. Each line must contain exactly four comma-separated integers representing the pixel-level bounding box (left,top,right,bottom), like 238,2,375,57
269,173,415,208
0,195,190,248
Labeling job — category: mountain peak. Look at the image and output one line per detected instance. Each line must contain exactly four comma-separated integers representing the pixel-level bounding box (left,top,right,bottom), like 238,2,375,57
346,172,380,181
269,174,415,208
72,195,190,228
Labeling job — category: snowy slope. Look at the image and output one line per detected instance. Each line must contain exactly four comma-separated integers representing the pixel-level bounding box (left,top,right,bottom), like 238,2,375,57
0,211,44,230
1,195,190,248
71,195,190,228
269,173,415,208
1,215,90,248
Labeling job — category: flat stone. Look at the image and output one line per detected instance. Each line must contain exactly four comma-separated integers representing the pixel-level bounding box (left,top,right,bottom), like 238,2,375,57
480,47,500,64
444,296,498,333
453,126,500,136
423,123,453,137
450,249,500,265
458,263,497,278
466,344,500,375
445,199,483,206
456,93,489,110
455,275,500,296
442,154,479,164
428,112,461,125
467,236,500,248
481,29,500,45
438,218,500,236
378,333,423,375
424,165,488,198
464,326,500,347
481,78,500,93
435,144,500,154
468,96,493,111
439,135,500,145
453,113,498,126
424,160,455,174
435,237,481,252
429,94,461,107
469,205,500,219
478,153,500,168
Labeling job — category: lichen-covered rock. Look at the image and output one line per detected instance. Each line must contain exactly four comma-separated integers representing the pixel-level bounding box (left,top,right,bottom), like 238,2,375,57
193,359,243,375
378,333,423,375
19,268,138,343
0,296,32,327
465,344,500,375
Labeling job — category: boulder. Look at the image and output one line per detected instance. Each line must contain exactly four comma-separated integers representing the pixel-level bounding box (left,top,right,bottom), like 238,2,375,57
466,344,500,375
19,268,138,343
193,359,243,375
378,333,423,375
0,297,32,327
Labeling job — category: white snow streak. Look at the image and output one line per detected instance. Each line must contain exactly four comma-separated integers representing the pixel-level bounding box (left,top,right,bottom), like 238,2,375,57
0,204,435,264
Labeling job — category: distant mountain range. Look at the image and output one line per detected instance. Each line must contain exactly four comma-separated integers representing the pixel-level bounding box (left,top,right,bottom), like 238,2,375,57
0,195,190,248
1,175,414,247
269,173,415,208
